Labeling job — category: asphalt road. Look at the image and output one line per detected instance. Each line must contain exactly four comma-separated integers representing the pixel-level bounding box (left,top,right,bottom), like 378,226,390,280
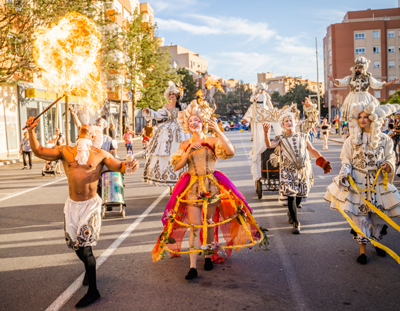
1,131,400,311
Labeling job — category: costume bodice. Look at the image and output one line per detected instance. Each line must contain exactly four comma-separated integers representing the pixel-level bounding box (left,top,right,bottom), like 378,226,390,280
349,74,370,93
185,137,216,176
165,107,179,121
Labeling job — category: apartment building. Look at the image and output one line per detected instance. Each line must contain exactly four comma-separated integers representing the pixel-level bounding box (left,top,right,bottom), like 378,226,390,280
160,44,208,77
257,72,324,96
323,6,400,116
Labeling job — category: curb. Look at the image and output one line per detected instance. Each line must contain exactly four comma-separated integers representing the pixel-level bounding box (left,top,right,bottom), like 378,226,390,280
0,159,22,166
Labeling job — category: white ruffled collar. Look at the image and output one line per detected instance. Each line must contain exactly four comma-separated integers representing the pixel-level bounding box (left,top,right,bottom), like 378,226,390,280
75,139,93,165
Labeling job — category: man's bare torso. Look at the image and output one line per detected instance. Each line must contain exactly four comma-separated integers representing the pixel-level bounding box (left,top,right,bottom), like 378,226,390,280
58,145,107,201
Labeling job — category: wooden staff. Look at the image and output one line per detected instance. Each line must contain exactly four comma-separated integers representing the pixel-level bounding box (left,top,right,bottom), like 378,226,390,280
22,94,66,130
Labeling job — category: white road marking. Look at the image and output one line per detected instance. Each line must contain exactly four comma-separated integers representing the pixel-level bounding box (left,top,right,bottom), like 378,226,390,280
239,132,309,311
45,188,169,311
0,177,67,203
317,175,328,179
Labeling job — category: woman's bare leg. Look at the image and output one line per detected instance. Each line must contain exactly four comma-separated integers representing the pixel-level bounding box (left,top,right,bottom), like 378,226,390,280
187,205,201,268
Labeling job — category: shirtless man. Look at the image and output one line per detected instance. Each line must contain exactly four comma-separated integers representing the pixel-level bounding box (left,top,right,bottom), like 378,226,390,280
25,116,139,308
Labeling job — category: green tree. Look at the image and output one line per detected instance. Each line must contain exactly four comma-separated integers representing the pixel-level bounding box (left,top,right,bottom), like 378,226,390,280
0,0,108,84
214,84,252,118
177,67,197,105
103,8,181,130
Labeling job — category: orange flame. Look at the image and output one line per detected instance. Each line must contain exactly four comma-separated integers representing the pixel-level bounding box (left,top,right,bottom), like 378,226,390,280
33,12,106,113
205,76,224,93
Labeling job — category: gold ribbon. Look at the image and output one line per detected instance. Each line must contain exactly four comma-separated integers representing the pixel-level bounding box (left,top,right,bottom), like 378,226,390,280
348,169,400,234
330,194,400,265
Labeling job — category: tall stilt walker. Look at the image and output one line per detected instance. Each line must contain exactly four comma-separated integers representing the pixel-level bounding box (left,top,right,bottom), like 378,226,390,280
243,83,282,185
142,82,191,188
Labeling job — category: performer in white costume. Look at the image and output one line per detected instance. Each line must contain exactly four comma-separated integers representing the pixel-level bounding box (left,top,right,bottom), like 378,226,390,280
324,102,400,265
142,82,191,187
264,107,332,234
328,56,398,122
243,83,282,184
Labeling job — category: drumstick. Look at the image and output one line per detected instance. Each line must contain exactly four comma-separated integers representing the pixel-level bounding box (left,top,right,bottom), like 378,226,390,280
22,94,66,130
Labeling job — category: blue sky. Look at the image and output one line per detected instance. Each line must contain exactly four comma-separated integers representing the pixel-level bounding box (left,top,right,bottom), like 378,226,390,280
152,0,397,83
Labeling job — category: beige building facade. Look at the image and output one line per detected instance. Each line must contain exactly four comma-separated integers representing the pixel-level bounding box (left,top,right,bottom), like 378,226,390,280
257,72,324,96
160,44,208,77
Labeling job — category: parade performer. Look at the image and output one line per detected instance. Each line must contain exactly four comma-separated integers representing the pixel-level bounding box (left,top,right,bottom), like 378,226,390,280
142,81,191,187
25,116,139,308
324,102,400,265
296,97,319,135
263,106,332,234
243,83,282,185
328,56,398,122
151,97,265,280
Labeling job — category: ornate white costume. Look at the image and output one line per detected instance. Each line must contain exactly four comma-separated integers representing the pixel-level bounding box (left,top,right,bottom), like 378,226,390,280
334,57,386,122
243,83,282,182
142,82,191,186
325,102,400,244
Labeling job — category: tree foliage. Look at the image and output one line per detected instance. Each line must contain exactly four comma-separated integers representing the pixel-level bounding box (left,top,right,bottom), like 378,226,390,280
214,84,252,117
0,0,108,84
177,67,197,105
102,8,181,129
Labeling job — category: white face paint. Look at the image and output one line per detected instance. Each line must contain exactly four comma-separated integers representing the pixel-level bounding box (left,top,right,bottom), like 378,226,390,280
283,117,296,132
188,115,203,133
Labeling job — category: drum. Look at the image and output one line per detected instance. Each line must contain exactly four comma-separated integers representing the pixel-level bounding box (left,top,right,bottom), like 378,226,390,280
101,170,125,204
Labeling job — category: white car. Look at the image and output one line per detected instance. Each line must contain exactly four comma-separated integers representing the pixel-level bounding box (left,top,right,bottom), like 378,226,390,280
221,121,231,131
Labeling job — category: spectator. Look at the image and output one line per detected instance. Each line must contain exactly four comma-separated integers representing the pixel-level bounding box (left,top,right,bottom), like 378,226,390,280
124,128,134,153
342,125,349,141
381,117,389,134
309,127,315,143
109,123,119,158
334,121,339,134
316,125,321,140
321,118,330,150
53,128,64,174
142,120,154,138
20,132,32,170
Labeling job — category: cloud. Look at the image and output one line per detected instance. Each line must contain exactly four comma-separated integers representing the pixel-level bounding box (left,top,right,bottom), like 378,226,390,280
150,0,200,13
155,14,275,42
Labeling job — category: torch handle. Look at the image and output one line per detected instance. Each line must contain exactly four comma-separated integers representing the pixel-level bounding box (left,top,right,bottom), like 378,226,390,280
22,95,66,130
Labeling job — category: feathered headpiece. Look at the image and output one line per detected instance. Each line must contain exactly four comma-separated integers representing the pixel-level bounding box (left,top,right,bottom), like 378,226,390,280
350,56,370,73
278,104,300,128
164,81,184,101
177,76,223,134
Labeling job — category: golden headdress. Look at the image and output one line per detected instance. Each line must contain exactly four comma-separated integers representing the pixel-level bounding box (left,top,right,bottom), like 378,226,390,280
164,81,184,101
177,77,224,134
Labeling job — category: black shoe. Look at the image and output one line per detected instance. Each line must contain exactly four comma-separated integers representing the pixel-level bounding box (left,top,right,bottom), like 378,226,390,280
357,253,367,265
29,167,32,170
204,258,214,271
287,211,293,224
82,273,89,286
185,268,198,280
22,167,27,170
292,222,300,234
297,204,302,209
75,290,101,309
375,247,387,257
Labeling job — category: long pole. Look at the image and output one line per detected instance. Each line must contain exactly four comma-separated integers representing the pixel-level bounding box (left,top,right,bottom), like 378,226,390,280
22,95,65,130
315,37,321,120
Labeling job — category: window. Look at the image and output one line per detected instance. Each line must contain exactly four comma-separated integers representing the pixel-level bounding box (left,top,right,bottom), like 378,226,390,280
329,64,332,73
355,32,365,40
389,90,396,96
355,47,365,55
374,61,380,68
373,31,380,39
114,0,122,14
389,61,395,68
275,88,279,92
329,36,331,43
388,31,395,38
388,46,395,53
329,50,332,57
374,90,381,98
373,46,380,53
389,76,395,82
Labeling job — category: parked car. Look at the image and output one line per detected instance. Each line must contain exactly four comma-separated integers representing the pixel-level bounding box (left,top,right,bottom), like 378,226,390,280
221,121,231,132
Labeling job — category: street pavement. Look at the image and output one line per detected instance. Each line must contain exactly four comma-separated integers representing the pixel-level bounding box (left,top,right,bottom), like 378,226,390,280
1,132,400,311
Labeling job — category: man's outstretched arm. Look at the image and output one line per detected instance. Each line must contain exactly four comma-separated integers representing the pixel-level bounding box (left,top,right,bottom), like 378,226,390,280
26,117,62,161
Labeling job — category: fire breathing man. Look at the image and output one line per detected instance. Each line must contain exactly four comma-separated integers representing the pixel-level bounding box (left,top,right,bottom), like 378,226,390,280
25,116,139,308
